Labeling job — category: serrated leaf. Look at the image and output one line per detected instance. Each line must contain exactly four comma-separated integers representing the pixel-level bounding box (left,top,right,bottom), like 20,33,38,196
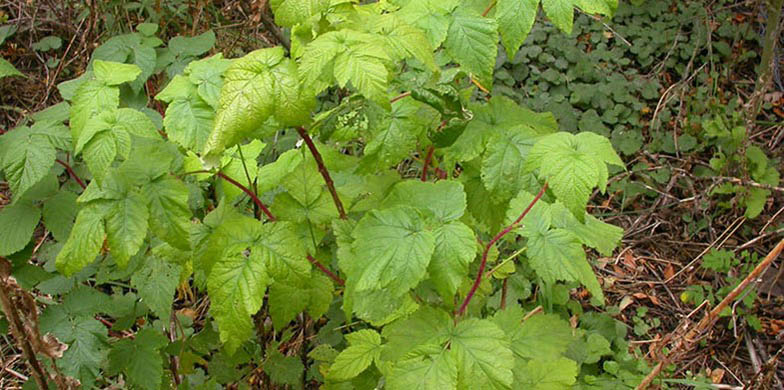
381,307,453,361
269,0,329,27
496,0,539,57
381,180,467,223
268,281,308,330
505,190,551,237
429,221,476,300
143,177,192,251
0,126,56,200
527,227,585,285
256,149,303,194
107,329,168,390
264,349,305,385
40,309,107,387
361,99,436,171
451,318,514,389
492,308,573,360
396,0,460,47
444,12,498,87
69,79,119,142
515,357,578,390
105,190,149,267
350,206,435,296
92,60,142,86
387,351,458,390
30,119,71,150
131,256,181,320
256,221,310,284
542,0,575,34
328,329,382,381
42,190,79,242
162,95,214,152
482,126,541,201
0,201,40,256
549,201,622,256
83,131,117,182
56,204,108,276
0,57,23,78
370,13,437,72
186,53,232,109
76,108,158,155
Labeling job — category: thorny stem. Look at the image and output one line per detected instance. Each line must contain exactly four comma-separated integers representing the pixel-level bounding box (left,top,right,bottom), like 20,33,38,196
456,182,548,316
55,158,86,189
0,258,49,390
296,127,347,219
421,146,434,182
307,255,345,286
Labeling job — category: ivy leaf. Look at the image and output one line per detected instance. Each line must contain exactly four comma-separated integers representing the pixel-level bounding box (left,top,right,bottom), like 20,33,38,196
107,328,168,390
381,180,467,223
444,11,498,87
328,329,382,381
131,256,181,321
350,206,435,297
143,177,192,251
269,0,329,27
0,126,56,200
56,204,108,276
387,351,458,390
496,0,539,57
515,357,578,390
105,191,149,267
542,0,575,34
451,318,514,389
0,201,40,256
429,221,477,300
92,59,142,86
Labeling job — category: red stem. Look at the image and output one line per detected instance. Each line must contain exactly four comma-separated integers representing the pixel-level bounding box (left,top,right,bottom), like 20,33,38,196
456,182,548,316
55,159,86,189
215,172,276,221
389,91,411,104
296,127,347,219
307,255,345,286
482,1,496,17
421,146,434,182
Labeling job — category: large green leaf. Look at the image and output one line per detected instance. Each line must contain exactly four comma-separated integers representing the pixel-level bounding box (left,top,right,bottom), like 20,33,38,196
481,126,541,201
328,329,382,381
496,0,540,57
350,206,435,296
69,79,119,142
42,190,79,242
429,221,477,300
0,126,56,200
514,357,578,390
381,180,467,223
541,0,575,34
143,177,192,251
492,308,573,360
387,351,458,390
381,307,453,361
107,329,168,390
549,201,622,256
526,228,583,284
444,12,498,87
360,99,436,171
395,0,460,47
131,256,181,321
92,59,142,86
451,318,515,389
0,201,40,256
56,204,108,276
269,0,329,27
105,191,149,267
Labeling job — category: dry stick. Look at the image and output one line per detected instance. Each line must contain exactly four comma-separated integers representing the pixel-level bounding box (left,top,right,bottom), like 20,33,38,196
296,127,347,220
636,238,784,390
307,255,345,286
0,259,49,390
457,182,548,316
421,146,434,182
55,159,86,190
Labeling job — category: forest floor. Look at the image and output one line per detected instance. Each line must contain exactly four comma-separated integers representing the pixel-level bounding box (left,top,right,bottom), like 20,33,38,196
1,0,783,389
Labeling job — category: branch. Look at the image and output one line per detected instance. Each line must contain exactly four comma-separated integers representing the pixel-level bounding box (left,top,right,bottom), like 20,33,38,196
307,255,345,286
482,0,497,17
456,182,548,316
389,91,412,104
183,170,276,221
55,159,86,189
636,238,784,389
296,127,347,219
421,146,434,182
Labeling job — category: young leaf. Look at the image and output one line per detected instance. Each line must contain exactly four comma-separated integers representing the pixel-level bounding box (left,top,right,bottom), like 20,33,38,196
496,0,539,57
107,328,168,390
328,329,382,381
350,206,436,297
0,201,40,256
444,11,498,87
92,60,142,86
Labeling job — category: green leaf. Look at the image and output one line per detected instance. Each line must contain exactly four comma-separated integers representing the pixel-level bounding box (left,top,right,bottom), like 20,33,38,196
143,177,192,251
131,256,181,320
515,358,578,390
542,0,575,34
92,60,142,86
429,221,477,300
256,149,303,194
264,349,305,386
387,352,458,390
369,13,437,72
0,57,23,78
549,202,622,256
381,180,467,222
360,99,436,170
83,132,117,183
444,12,498,87
0,201,40,256
162,94,214,151
256,221,310,284
505,190,551,237
186,53,232,109
168,30,216,57
328,329,382,381
69,79,119,142
492,308,573,360
381,307,453,361
496,0,539,57
0,126,56,200
350,206,435,297
451,318,514,389
267,281,308,330
56,204,108,276
105,191,149,267
396,0,460,47
482,126,541,201
42,190,79,242
526,228,583,284
744,188,769,218
107,328,168,390
269,0,329,27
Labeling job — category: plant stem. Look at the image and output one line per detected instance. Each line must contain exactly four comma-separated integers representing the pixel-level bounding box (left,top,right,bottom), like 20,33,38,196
55,159,86,189
745,0,784,121
482,0,497,17
421,146,434,182
306,255,345,286
500,278,508,309
389,91,411,104
456,182,548,316
215,172,276,221
296,127,347,219
0,258,49,390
